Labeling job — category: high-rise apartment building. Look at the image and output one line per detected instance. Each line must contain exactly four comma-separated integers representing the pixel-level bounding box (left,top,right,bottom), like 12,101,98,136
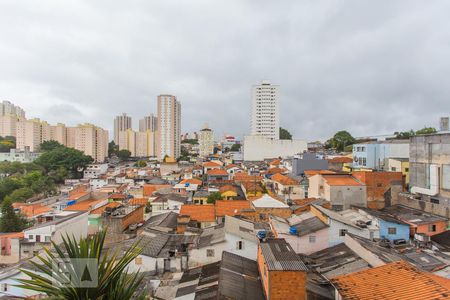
157,95,181,159
118,129,156,157
139,114,158,132
0,101,25,119
198,124,214,157
0,101,26,137
68,124,109,162
113,113,132,144
250,80,280,139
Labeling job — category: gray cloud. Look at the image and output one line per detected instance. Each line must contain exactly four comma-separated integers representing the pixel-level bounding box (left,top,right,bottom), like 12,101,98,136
0,0,449,141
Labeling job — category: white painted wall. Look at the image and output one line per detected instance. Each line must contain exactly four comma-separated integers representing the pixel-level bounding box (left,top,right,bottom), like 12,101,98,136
243,135,307,161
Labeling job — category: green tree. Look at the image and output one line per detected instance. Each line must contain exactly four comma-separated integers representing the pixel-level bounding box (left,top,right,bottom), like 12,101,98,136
327,131,355,151
108,141,119,157
0,177,23,202
230,144,241,152
0,198,30,232
117,149,131,161
207,191,222,204
279,127,292,140
395,130,415,139
0,136,16,153
182,139,198,145
17,230,145,300
40,140,64,152
416,127,437,135
35,146,93,178
7,187,34,202
134,160,147,167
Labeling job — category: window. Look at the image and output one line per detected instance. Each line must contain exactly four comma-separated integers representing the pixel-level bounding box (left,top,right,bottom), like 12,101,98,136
206,249,215,257
309,236,316,243
236,241,244,250
429,224,437,232
28,235,34,240
45,236,51,242
339,229,348,237
1,283,8,292
388,227,397,235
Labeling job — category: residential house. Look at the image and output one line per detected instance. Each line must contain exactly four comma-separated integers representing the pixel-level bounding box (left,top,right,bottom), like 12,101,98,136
352,170,404,209
270,212,329,254
387,157,410,186
206,169,229,182
268,173,303,200
327,156,353,172
357,207,410,242
251,194,291,221
0,233,23,265
331,261,450,300
257,239,308,300
203,161,222,174
381,205,448,237
189,216,258,267
352,139,409,170
150,193,189,215
308,174,367,211
180,205,216,228
310,204,379,247
291,152,329,176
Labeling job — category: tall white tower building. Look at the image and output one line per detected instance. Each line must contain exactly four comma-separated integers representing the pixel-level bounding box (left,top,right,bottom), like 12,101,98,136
113,113,132,144
198,123,214,157
250,80,280,139
157,95,181,159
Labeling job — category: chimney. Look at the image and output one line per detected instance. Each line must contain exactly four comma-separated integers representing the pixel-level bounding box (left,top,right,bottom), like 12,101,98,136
177,214,190,234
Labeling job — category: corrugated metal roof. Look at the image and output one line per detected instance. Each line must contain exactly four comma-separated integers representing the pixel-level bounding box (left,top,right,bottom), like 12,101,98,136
260,239,308,271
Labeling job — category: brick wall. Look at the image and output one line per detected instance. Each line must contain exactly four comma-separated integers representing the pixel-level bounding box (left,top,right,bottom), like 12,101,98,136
121,206,144,231
269,271,306,300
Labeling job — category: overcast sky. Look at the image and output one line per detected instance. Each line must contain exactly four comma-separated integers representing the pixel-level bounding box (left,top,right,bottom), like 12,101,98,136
1,1,449,141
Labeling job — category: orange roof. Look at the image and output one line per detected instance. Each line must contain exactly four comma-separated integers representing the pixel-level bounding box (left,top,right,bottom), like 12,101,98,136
304,170,336,177
128,198,149,206
13,203,51,218
68,191,89,201
271,173,298,185
269,159,281,166
267,167,287,175
225,164,239,170
0,232,24,239
203,161,221,167
180,205,215,222
219,185,237,193
328,156,353,163
234,173,263,182
215,200,251,217
90,202,121,215
109,193,126,199
143,184,171,197
332,261,450,300
322,175,362,186
180,178,203,185
207,169,228,176
65,199,105,211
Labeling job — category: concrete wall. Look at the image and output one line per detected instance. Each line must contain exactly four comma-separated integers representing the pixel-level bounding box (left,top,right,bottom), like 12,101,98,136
243,135,307,161
329,185,367,210
276,228,329,255
393,193,450,219
292,153,328,176
379,219,410,241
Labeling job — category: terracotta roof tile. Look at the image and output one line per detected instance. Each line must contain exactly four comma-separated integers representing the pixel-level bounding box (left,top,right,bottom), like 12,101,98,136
143,184,171,197
271,173,298,185
203,161,221,167
322,175,362,186
269,159,281,165
267,167,287,175
234,173,263,183
332,261,450,300
207,169,229,176
64,199,105,211
90,202,121,215
109,193,126,199
304,170,336,177
0,232,24,239
328,156,353,163
128,198,149,206
180,205,215,222
13,203,51,218
215,200,251,217
180,178,203,185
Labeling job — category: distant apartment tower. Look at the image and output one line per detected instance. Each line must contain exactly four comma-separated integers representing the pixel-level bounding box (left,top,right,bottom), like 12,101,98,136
113,113,132,144
68,124,109,162
440,117,449,132
157,95,181,159
118,129,156,157
139,114,158,132
198,124,214,157
250,80,280,139
0,101,25,137
0,101,25,118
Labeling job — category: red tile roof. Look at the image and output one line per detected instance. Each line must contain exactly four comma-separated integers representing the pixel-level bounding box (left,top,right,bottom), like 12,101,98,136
203,161,221,167
267,167,287,175
0,232,24,239
180,178,203,185
128,198,149,206
143,184,171,197
219,185,238,194
13,203,51,218
180,205,215,222
332,261,450,300
328,156,353,163
269,159,281,166
215,200,251,217
64,199,105,211
207,169,229,176
234,173,263,182
304,170,336,177
271,173,298,185
109,193,126,199
322,175,362,186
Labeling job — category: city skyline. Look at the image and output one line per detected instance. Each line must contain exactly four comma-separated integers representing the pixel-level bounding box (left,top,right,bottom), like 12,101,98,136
1,1,450,141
